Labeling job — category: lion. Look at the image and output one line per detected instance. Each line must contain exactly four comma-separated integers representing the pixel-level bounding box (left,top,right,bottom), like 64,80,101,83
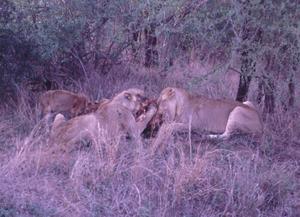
152,87,263,140
39,90,91,119
50,88,157,146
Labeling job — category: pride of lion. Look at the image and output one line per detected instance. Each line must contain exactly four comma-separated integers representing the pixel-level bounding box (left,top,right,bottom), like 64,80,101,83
49,89,156,146
39,87,263,147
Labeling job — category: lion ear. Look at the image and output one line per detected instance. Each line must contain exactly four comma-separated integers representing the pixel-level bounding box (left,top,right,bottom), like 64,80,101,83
161,88,175,101
167,88,175,97
124,92,132,101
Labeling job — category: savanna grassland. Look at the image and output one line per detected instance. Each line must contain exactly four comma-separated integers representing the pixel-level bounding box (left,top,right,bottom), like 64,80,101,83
0,64,299,217
1,0,300,216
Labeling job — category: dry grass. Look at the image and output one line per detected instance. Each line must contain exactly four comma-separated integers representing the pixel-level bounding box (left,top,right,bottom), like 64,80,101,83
0,63,299,217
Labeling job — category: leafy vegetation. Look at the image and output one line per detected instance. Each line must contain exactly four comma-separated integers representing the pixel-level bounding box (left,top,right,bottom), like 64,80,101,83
1,0,298,111
0,1,299,216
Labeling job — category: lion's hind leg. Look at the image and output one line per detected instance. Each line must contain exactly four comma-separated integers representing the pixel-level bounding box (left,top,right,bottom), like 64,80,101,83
214,105,262,139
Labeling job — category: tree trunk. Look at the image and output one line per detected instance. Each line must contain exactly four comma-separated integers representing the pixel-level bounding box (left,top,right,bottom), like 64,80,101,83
263,78,275,114
144,22,158,67
235,10,255,102
235,0,263,102
256,80,264,105
236,49,255,102
236,74,252,102
256,78,275,117
288,75,295,107
131,26,141,62
93,18,108,70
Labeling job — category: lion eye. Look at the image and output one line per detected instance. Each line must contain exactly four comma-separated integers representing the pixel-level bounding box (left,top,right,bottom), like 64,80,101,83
124,93,132,100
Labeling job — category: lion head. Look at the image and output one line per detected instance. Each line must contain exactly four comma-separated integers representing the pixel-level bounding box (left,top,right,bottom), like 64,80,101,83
112,88,147,116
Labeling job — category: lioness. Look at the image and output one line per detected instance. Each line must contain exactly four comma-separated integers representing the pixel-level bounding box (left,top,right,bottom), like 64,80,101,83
39,90,90,119
50,88,156,145
152,87,263,139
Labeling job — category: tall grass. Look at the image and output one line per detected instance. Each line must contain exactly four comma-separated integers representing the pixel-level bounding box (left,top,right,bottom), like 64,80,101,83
0,63,299,217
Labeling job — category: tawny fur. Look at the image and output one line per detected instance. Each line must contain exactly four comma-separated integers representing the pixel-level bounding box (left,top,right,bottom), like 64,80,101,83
153,87,263,139
39,90,90,118
50,89,157,145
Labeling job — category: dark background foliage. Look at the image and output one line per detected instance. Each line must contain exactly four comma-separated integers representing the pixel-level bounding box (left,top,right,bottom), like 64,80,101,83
0,1,299,217
1,0,299,112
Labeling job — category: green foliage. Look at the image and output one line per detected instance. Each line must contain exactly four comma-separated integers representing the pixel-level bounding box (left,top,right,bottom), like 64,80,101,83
2,0,298,65
0,0,298,108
